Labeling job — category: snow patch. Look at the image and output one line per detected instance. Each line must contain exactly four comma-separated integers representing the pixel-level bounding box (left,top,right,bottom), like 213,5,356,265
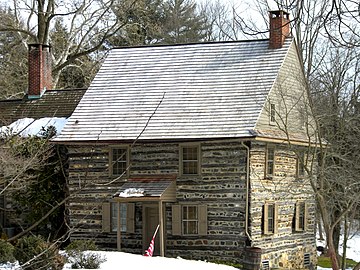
119,188,145,197
0,117,68,137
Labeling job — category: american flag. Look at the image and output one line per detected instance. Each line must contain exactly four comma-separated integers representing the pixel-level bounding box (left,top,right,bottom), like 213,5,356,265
144,224,160,257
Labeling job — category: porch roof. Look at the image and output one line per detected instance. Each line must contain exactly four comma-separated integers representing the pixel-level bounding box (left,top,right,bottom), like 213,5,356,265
113,176,176,202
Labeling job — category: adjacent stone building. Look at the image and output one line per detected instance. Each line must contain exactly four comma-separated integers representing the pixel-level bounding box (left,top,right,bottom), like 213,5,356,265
54,11,318,269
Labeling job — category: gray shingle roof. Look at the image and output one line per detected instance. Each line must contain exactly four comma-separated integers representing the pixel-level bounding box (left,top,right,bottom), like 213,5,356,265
55,39,293,142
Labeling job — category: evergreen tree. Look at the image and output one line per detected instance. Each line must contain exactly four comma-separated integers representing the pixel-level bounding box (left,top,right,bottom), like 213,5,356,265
161,0,211,44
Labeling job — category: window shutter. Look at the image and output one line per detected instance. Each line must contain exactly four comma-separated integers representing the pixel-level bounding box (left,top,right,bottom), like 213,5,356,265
102,202,111,232
172,205,181,235
263,204,268,234
126,203,135,233
295,202,300,231
198,205,208,235
274,204,279,234
304,203,309,231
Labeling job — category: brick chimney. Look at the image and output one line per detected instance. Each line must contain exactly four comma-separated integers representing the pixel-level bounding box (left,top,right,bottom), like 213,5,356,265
28,44,52,99
269,10,290,49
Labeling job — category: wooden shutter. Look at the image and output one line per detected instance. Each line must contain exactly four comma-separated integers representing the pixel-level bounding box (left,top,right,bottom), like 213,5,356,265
102,202,111,232
198,205,208,235
304,203,308,231
172,204,181,235
126,203,135,233
263,204,269,234
274,203,279,234
295,202,300,231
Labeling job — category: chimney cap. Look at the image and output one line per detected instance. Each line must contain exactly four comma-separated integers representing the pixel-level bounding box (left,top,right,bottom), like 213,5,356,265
269,10,290,19
28,43,51,49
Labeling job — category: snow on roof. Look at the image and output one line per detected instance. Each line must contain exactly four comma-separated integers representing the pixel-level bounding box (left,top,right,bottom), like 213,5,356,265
0,117,68,137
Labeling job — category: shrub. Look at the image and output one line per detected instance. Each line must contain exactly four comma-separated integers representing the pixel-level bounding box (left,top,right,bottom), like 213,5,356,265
13,235,65,270
65,240,106,269
0,239,15,263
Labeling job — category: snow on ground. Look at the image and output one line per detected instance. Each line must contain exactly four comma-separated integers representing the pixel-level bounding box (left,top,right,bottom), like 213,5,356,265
0,251,237,270
64,251,238,270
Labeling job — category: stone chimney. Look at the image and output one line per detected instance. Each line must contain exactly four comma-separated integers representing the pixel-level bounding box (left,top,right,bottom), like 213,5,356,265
269,10,290,49
28,44,52,99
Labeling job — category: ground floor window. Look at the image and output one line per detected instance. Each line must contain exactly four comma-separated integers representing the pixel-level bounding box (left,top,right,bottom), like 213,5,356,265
262,202,278,235
293,201,308,232
172,204,207,235
111,202,127,232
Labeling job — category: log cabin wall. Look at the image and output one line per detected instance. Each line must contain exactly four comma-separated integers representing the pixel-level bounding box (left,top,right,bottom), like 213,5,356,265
66,139,248,263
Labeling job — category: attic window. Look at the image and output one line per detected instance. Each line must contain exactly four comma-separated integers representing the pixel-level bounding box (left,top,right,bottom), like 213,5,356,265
270,103,276,124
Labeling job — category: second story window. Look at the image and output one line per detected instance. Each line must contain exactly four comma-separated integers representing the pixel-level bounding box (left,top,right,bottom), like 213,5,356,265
265,146,275,178
180,145,200,175
297,152,305,178
111,148,128,176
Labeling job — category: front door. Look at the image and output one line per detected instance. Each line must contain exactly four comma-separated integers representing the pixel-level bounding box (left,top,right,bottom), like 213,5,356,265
143,204,160,256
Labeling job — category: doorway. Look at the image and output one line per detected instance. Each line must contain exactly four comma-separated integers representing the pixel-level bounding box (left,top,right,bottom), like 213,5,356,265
143,204,160,256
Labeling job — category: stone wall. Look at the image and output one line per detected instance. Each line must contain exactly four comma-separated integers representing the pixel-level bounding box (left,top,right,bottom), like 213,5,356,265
249,141,317,269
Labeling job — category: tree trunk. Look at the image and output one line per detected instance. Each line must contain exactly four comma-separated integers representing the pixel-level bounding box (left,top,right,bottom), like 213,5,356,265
341,216,348,270
327,231,340,270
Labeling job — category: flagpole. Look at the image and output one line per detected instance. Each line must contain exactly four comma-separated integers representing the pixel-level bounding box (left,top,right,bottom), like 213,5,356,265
153,224,160,238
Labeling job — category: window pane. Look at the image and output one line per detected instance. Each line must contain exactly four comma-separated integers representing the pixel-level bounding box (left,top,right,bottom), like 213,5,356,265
182,146,198,175
188,206,197,219
111,203,118,232
120,203,127,232
298,203,305,230
270,103,276,122
267,204,274,233
112,148,127,175
266,148,275,176
182,205,198,235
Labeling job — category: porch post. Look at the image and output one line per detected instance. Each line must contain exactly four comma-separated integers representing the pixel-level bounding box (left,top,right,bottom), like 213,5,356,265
117,202,121,251
159,200,165,256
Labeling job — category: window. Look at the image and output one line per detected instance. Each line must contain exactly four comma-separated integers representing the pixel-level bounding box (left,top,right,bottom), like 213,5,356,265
293,201,307,232
102,202,134,233
182,205,198,235
296,152,305,177
172,204,207,236
180,145,200,175
111,148,128,175
270,103,276,124
111,202,127,232
262,202,278,235
265,146,275,178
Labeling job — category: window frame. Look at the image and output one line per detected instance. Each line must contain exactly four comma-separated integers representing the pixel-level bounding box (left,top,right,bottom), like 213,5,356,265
269,103,276,125
109,146,129,176
182,205,198,235
296,152,306,178
172,204,207,236
294,201,308,232
265,145,275,179
179,144,201,176
110,202,127,233
263,202,278,235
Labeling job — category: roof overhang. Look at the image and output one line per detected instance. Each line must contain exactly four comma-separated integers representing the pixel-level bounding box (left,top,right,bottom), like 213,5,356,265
113,175,177,202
